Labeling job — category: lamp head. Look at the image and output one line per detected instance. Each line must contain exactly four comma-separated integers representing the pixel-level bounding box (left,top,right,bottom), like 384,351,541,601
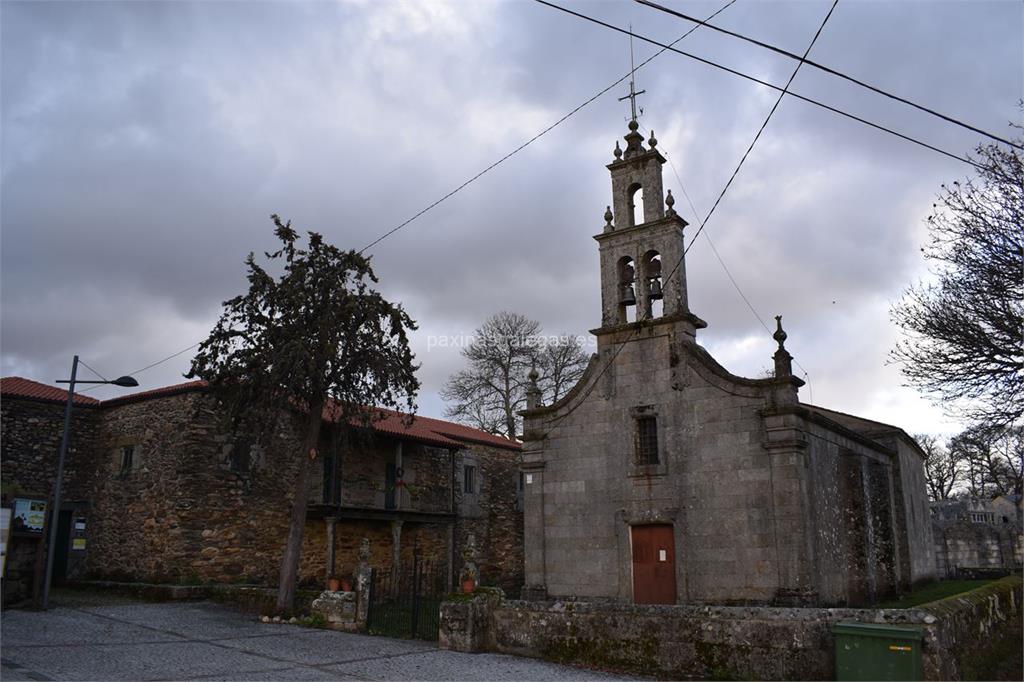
111,376,139,388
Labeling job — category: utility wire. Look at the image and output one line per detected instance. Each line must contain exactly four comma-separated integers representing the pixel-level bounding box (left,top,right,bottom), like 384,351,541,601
104,0,741,385
359,0,738,254
77,359,108,382
634,0,1022,151
78,342,202,394
642,121,814,403
534,0,837,437
534,0,991,174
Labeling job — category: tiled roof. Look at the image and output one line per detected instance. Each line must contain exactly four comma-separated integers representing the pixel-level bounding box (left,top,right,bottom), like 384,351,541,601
0,377,100,406
1,376,520,452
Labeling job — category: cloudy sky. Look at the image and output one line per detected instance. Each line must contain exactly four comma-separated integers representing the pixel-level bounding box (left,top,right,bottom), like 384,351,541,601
2,0,1020,436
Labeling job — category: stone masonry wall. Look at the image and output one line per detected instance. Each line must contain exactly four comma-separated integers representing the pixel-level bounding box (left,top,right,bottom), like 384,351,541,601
440,576,1022,681
2,396,103,603
454,444,523,597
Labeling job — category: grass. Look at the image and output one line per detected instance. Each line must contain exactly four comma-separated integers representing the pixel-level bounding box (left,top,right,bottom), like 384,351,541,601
875,579,995,609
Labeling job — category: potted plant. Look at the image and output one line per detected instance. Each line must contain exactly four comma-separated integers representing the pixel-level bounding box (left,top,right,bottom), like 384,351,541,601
461,577,475,594
340,577,352,592
327,575,340,592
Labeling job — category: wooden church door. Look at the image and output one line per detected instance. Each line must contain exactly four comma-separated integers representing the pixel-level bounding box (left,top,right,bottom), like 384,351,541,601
631,524,677,604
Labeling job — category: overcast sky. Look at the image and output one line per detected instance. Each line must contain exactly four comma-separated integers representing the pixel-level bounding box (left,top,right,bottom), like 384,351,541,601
2,0,1020,436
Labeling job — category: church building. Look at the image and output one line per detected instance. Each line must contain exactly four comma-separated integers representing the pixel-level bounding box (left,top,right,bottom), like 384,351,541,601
519,117,935,607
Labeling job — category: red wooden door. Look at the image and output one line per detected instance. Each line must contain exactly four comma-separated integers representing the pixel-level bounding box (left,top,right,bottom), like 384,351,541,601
631,524,677,604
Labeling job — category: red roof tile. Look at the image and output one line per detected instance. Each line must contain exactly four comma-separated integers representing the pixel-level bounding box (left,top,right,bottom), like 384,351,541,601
0,377,100,406
1,377,520,452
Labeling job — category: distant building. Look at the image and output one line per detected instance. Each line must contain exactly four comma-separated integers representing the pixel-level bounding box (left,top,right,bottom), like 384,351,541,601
1,377,522,604
931,494,1022,578
518,119,936,607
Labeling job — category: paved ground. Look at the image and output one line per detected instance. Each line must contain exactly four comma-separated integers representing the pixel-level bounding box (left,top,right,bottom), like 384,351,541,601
1,592,631,681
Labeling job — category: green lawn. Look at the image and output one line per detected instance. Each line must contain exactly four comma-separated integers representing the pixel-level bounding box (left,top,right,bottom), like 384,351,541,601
875,579,995,609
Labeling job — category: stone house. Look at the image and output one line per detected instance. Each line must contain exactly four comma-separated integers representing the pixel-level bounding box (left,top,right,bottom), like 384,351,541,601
1,377,522,603
518,120,936,607
931,495,1022,578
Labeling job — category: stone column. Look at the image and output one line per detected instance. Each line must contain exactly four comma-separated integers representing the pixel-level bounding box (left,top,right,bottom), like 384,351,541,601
391,520,403,570
355,538,372,627
325,517,337,581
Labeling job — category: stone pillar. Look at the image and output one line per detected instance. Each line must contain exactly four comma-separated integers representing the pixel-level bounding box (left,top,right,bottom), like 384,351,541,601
325,517,337,581
355,537,372,627
521,456,548,600
391,520,403,570
459,533,479,588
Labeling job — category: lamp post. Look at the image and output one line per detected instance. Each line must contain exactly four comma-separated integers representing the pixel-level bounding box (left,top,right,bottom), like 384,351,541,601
42,355,138,610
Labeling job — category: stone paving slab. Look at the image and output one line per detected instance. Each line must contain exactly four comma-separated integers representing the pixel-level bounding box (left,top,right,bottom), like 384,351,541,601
1,596,635,681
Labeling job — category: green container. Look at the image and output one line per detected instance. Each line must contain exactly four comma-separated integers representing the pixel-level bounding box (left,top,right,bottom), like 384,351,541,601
832,622,924,681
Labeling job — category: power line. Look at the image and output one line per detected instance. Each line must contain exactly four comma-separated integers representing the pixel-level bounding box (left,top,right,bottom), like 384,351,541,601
359,0,739,254
534,0,991,175
533,0,837,437
78,342,202,393
77,359,108,382
644,123,814,403
634,0,1023,151
106,0,742,385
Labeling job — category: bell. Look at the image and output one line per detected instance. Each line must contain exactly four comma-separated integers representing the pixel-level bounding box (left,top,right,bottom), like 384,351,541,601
648,278,663,300
620,284,637,306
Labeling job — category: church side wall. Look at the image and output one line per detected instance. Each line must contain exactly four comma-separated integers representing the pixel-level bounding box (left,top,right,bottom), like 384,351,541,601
803,422,900,605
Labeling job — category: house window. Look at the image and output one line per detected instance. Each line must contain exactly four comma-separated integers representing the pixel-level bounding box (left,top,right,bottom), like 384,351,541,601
230,442,251,474
463,465,476,494
119,446,134,476
636,417,659,465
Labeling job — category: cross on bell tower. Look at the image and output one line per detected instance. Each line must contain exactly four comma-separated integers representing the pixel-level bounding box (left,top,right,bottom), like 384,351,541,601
591,38,706,342
618,26,646,124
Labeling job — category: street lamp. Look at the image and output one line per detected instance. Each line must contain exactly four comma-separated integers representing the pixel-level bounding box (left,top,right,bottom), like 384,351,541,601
42,355,138,610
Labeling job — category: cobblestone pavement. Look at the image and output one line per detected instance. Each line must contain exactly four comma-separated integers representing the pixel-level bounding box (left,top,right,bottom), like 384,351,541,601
1,593,632,681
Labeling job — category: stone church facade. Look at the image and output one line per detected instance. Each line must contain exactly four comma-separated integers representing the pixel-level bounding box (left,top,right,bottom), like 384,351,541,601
519,120,935,607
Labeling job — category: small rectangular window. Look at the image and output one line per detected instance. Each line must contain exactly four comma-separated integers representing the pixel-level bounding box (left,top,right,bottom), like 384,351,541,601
463,465,476,494
636,417,659,465
119,446,134,476
230,442,251,474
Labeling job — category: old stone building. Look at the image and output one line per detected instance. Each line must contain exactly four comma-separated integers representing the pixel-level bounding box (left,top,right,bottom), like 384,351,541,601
931,495,1022,578
1,377,522,603
519,120,936,607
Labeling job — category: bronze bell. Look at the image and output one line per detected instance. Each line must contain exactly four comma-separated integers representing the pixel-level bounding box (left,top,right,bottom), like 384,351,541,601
621,283,637,306
648,277,663,300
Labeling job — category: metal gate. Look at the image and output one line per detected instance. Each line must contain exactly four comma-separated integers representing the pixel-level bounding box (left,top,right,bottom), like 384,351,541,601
366,552,446,641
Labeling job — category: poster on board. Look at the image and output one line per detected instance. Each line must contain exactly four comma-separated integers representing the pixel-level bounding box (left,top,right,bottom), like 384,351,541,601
13,498,46,534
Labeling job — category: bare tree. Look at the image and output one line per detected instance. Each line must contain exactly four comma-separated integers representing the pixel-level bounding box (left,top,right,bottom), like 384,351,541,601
890,133,1023,428
537,335,590,404
441,312,539,440
950,425,1024,498
441,313,591,440
915,433,961,501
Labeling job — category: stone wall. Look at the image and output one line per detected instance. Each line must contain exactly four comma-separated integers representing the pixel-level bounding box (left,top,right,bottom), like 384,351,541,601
454,444,523,597
933,520,1022,578
2,396,103,603
440,576,1022,681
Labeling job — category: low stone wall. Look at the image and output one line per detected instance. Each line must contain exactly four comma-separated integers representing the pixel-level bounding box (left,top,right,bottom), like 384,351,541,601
67,580,321,615
439,576,1022,681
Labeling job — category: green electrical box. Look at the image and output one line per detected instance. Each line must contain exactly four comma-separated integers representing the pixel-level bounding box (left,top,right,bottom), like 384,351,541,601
832,622,924,681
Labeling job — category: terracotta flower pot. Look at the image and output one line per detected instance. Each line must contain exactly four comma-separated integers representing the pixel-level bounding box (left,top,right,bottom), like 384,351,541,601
340,579,352,592
461,578,475,594
327,577,340,592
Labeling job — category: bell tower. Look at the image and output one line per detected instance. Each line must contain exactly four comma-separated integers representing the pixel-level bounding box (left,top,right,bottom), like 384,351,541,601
593,120,706,340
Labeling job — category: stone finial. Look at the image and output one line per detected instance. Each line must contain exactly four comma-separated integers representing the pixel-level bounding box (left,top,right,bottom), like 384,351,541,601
773,315,788,350
772,315,793,378
623,119,645,158
613,140,622,160
648,129,658,149
526,362,542,410
665,189,676,217
604,205,613,228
